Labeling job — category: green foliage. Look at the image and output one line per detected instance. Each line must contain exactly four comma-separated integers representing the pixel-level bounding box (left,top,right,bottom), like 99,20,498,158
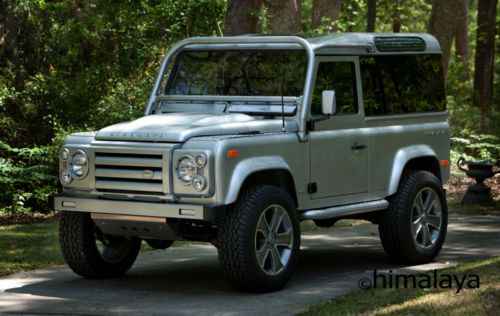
90,68,154,128
304,0,368,35
305,0,431,35
1,0,499,216
451,133,500,162
375,0,431,33
333,0,366,32
0,140,60,214
0,0,226,146
0,0,226,214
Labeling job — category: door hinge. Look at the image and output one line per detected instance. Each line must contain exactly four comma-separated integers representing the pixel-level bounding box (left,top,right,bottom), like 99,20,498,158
308,182,317,194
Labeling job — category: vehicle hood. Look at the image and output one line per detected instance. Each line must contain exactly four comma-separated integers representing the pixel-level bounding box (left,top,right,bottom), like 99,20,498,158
95,113,298,142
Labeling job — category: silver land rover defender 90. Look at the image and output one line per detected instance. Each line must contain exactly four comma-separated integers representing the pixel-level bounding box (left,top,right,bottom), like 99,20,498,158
51,33,450,292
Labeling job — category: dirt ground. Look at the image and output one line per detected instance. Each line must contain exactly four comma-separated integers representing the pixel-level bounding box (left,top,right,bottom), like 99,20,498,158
0,212,58,226
445,164,500,213
446,163,499,195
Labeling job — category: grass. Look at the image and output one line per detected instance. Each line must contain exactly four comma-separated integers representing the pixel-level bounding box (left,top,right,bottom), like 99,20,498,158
0,219,201,277
303,256,500,316
0,220,64,277
447,197,500,216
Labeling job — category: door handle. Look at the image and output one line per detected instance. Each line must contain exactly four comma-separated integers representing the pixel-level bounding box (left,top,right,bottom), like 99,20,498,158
351,143,367,150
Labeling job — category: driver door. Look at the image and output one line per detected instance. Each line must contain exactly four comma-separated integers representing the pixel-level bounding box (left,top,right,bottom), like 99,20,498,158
308,56,368,201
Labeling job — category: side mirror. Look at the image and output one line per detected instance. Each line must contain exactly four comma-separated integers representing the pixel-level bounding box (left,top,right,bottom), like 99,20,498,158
321,90,337,116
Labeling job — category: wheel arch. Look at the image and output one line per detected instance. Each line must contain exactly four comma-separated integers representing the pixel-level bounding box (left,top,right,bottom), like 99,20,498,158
388,145,441,196
223,156,297,206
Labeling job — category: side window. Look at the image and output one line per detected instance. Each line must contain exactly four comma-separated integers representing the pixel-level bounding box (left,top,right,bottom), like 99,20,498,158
311,62,358,115
360,55,446,116
359,57,386,115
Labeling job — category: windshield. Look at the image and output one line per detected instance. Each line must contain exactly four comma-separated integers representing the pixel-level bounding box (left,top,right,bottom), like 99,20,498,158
166,50,307,97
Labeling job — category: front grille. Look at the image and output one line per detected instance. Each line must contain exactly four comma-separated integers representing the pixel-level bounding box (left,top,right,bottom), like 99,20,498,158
94,151,166,195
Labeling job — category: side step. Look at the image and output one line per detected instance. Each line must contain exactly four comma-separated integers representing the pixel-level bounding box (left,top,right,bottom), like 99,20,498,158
299,199,389,221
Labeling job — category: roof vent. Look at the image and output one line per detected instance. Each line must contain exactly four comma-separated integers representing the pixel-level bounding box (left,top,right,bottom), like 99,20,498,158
374,36,426,52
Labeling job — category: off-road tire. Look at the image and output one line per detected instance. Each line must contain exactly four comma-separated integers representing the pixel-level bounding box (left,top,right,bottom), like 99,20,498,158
218,185,300,292
379,170,448,264
59,211,141,278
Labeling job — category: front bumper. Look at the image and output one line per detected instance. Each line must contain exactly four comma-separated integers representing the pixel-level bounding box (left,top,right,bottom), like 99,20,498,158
49,195,225,221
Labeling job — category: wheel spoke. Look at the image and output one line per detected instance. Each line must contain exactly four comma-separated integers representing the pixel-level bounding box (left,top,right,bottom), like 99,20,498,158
422,225,432,246
269,208,284,233
257,216,270,236
417,191,425,212
276,229,292,247
427,214,441,229
412,216,422,225
267,208,279,232
412,206,422,220
423,190,435,214
270,246,283,273
413,223,423,240
256,248,270,268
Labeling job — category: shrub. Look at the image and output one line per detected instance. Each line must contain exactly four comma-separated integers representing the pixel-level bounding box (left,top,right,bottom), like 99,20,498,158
451,132,500,163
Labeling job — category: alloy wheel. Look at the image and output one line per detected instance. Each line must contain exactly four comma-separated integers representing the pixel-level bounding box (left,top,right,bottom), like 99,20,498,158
411,187,443,249
254,204,294,276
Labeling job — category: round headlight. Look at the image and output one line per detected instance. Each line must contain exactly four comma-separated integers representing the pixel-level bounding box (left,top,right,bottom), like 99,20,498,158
70,150,89,178
60,148,69,161
195,154,207,167
60,169,72,185
177,156,197,183
192,175,206,191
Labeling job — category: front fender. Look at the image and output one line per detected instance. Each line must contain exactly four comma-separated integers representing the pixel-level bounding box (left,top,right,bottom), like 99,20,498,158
387,145,437,195
224,156,291,205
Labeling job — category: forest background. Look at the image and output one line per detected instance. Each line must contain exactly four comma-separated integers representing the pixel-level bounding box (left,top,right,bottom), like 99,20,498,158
0,0,498,215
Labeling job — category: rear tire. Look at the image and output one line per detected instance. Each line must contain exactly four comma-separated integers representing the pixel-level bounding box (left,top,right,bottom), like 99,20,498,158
379,170,448,264
218,185,300,292
313,218,337,228
146,239,174,250
59,211,141,278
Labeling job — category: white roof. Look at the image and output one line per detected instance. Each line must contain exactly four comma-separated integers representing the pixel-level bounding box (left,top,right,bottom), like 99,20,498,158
177,33,441,55
306,32,441,54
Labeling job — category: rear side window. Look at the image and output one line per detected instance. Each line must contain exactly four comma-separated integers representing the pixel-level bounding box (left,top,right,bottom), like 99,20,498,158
360,54,446,116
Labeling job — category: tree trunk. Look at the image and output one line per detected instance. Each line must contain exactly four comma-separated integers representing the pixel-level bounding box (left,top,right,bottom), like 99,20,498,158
473,0,498,132
366,0,376,32
392,0,401,33
312,0,342,30
224,0,261,36
0,0,21,75
455,0,470,80
427,0,465,78
265,0,301,34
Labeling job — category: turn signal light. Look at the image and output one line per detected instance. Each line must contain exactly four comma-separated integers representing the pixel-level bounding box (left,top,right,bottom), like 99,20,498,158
228,150,239,158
